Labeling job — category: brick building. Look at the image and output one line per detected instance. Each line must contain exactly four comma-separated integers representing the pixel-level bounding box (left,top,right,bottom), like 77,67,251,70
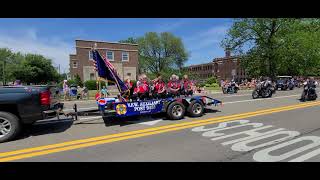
69,39,139,82
187,62,215,80
186,50,248,82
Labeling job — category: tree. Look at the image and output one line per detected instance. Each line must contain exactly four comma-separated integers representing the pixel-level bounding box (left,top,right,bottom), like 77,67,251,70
120,33,189,77
222,18,320,78
119,37,138,44
74,74,83,87
138,32,188,75
11,54,60,84
0,48,14,85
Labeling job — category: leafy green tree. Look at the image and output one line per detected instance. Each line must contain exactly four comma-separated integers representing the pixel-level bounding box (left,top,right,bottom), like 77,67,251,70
119,37,138,44
120,33,189,78
0,48,14,85
74,74,83,87
222,18,320,78
11,54,60,84
138,32,188,74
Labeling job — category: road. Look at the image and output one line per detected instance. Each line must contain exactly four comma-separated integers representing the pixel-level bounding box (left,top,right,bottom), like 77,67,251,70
1,88,320,162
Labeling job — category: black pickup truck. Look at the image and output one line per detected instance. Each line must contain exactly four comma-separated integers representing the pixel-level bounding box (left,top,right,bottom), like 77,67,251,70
0,85,63,143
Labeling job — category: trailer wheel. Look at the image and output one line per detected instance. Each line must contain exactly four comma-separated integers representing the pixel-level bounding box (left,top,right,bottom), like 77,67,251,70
0,111,21,143
167,101,185,120
187,101,204,117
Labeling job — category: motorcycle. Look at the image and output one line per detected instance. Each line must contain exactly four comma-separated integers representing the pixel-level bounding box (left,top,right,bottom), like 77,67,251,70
252,81,274,99
223,83,239,94
300,85,317,101
288,81,295,90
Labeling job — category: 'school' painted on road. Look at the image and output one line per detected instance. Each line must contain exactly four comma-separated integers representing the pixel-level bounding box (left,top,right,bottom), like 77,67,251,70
0,101,319,162
192,119,320,162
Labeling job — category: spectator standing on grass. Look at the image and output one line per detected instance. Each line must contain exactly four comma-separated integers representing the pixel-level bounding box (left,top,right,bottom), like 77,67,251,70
77,86,83,100
82,86,88,100
63,80,70,101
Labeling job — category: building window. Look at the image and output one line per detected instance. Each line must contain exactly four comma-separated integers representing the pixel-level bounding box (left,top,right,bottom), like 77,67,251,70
127,73,131,76
89,51,93,60
122,52,129,61
106,51,114,61
90,73,95,80
72,61,78,68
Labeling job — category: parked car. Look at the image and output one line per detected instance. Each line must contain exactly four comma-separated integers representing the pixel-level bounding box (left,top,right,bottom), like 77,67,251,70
0,85,63,143
276,76,294,90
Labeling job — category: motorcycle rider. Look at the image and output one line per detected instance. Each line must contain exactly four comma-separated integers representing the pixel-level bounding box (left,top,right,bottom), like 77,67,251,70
300,77,318,100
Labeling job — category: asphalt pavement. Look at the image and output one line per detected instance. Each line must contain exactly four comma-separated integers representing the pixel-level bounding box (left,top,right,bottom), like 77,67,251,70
1,88,320,162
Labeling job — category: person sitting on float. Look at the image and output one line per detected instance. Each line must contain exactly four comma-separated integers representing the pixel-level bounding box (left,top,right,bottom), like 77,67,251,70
124,76,134,98
132,74,150,100
151,74,166,99
167,74,181,98
182,74,193,96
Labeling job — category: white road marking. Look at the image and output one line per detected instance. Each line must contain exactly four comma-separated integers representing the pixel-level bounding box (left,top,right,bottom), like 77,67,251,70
78,116,102,121
223,94,300,104
139,119,163,126
192,119,320,162
254,136,320,162
221,94,252,98
64,107,98,112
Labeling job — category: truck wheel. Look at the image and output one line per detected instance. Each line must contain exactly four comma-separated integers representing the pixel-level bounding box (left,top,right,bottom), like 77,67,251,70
187,101,204,117
167,101,185,120
0,111,21,143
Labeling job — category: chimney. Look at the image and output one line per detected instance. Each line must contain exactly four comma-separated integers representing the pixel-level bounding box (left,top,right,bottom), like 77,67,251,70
225,49,231,57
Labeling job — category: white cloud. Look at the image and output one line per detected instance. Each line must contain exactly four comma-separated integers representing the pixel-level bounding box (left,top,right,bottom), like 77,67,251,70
184,24,230,52
0,28,74,73
154,19,189,33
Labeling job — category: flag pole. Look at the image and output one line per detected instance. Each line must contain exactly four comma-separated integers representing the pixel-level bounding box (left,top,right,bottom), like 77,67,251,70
92,43,102,99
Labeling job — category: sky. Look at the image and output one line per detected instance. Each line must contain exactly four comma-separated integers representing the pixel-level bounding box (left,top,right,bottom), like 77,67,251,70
0,18,233,73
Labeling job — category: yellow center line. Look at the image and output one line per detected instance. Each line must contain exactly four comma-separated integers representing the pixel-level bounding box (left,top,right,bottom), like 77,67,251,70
0,101,319,162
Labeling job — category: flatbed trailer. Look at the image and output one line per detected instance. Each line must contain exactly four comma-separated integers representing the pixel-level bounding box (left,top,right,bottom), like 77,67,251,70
95,95,222,121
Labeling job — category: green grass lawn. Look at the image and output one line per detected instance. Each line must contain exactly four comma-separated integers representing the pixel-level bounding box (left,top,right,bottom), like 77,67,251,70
204,86,221,91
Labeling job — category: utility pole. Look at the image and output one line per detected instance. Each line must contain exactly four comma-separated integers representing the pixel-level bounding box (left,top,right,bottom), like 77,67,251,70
2,59,6,86
2,61,4,85
58,64,61,74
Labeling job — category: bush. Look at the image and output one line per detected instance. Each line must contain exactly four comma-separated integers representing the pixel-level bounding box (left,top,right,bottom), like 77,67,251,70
198,82,206,87
204,83,219,88
205,77,217,84
84,80,97,90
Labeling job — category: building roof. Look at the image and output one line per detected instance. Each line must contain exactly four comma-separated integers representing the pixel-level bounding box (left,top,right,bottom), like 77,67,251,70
185,62,214,68
213,55,240,62
75,39,138,46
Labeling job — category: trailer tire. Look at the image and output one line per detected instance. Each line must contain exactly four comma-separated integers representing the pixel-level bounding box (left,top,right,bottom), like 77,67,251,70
187,100,204,117
167,101,185,120
0,111,21,143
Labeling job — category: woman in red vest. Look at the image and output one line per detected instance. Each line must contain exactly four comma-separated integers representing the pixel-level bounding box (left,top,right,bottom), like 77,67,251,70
167,74,181,98
132,74,150,100
152,75,166,99
182,74,193,96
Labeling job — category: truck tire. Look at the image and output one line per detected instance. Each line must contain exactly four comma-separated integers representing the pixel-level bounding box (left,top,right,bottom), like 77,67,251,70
187,100,204,117
0,111,21,143
167,101,185,120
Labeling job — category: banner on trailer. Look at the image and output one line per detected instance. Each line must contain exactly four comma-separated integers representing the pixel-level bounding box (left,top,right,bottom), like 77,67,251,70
115,100,164,116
